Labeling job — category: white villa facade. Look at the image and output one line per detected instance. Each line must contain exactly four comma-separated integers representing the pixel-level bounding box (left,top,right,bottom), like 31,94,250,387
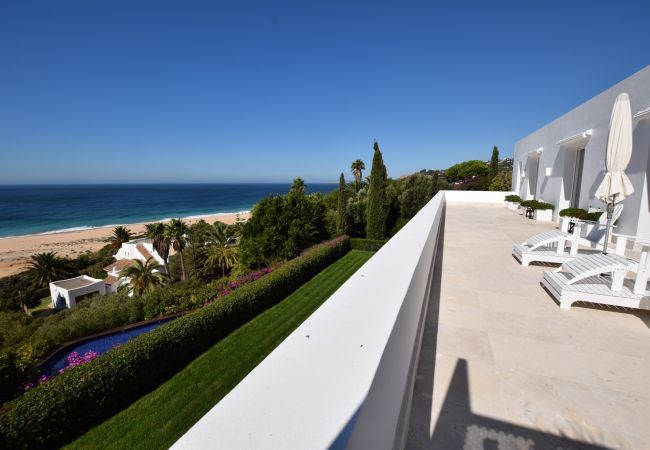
49,275,106,309
103,238,165,293
512,65,650,238
50,238,166,308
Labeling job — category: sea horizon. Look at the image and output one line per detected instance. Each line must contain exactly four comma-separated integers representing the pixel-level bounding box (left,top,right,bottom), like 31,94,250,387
0,183,338,238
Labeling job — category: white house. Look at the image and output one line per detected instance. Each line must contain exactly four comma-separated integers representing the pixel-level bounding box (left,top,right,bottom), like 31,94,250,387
49,275,106,310
512,65,650,238
103,238,166,293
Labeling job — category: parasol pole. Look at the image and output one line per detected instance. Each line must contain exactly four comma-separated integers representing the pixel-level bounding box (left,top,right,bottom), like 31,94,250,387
602,193,616,254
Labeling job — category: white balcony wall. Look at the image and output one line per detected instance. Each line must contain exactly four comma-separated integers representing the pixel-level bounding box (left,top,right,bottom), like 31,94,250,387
172,191,514,450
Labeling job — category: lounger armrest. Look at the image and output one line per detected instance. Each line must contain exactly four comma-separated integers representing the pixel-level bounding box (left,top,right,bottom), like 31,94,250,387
612,233,650,246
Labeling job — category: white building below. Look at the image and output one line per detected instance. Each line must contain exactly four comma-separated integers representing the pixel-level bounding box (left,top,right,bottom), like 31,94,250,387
103,238,166,293
49,237,167,308
49,275,106,309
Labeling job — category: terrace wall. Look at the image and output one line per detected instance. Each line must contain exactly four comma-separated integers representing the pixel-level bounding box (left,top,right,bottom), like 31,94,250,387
172,191,505,449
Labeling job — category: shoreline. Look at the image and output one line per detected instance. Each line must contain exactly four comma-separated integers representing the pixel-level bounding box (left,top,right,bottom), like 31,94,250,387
0,210,252,240
0,211,251,278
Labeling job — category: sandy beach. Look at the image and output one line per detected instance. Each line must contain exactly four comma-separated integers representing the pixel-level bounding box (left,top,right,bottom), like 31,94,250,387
0,212,251,278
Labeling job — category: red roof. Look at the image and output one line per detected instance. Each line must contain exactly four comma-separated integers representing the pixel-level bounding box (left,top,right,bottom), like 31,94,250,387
136,244,155,262
104,259,136,272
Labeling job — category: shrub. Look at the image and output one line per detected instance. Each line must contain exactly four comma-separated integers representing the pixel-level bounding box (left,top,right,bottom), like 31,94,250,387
350,238,386,251
520,200,554,210
0,236,351,449
558,208,602,221
559,208,588,218
390,216,410,237
584,211,602,221
533,201,554,211
504,194,522,203
488,172,512,191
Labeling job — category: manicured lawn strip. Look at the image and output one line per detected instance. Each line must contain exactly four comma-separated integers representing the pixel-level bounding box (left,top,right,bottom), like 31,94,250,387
67,250,373,450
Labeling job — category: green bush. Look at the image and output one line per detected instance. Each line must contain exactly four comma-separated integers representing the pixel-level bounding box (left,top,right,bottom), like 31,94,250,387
488,172,512,191
520,200,554,210
584,211,602,221
559,208,587,218
558,208,602,221
504,194,522,203
350,238,386,251
0,236,351,449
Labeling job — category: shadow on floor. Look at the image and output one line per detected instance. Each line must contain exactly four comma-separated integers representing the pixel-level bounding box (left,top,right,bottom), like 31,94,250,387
407,234,612,450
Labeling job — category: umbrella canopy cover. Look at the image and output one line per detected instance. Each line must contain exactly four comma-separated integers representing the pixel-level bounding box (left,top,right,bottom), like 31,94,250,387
595,92,635,204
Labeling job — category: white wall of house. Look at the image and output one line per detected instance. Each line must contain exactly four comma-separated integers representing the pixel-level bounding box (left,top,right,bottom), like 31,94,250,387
512,65,650,237
114,238,164,265
49,276,106,309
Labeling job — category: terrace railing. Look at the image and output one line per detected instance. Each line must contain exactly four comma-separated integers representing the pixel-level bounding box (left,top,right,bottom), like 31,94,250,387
172,191,511,450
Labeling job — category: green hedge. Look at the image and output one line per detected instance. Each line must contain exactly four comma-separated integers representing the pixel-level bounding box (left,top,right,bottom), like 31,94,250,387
350,238,386,252
0,236,351,449
504,194,521,202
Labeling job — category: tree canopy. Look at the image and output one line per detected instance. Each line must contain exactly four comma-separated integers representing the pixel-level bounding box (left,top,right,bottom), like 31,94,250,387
445,160,490,182
239,179,328,268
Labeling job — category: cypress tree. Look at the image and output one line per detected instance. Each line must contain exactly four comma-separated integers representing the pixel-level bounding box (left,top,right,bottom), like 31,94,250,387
336,173,346,235
366,141,388,239
490,145,499,180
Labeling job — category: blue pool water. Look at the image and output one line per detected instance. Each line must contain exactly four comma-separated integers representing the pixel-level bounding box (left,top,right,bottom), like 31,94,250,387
40,318,174,377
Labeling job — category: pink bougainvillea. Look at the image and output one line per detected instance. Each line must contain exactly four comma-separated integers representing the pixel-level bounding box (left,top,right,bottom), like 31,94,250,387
204,267,273,307
58,350,100,375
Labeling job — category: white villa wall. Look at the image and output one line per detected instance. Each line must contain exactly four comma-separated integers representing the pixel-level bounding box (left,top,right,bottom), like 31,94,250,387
115,238,164,265
49,276,106,309
512,65,650,237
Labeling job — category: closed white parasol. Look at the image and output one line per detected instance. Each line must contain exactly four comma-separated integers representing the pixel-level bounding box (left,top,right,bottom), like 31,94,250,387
595,92,635,253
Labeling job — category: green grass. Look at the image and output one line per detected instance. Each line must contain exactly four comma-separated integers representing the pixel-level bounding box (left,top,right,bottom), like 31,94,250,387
66,249,373,450
30,296,51,312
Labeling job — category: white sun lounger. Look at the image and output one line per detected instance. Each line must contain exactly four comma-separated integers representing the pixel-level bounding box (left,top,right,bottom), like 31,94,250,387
512,204,624,266
541,236,650,310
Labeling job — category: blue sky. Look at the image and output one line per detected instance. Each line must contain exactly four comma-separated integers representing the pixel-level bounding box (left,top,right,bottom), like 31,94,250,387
1,1,649,184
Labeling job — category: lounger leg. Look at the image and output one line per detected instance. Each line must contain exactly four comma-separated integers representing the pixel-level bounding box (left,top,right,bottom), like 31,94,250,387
556,237,566,255
611,269,625,292
633,246,650,295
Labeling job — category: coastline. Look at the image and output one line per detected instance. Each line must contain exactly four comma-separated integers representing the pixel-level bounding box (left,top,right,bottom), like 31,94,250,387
0,211,251,278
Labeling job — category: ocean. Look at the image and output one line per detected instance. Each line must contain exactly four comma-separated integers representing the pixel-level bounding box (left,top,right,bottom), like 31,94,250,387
0,183,337,238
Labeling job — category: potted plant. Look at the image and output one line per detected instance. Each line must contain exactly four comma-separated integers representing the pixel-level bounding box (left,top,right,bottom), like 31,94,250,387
519,200,554,221
532,200,554,221
504,194,522,211
559,208,588,232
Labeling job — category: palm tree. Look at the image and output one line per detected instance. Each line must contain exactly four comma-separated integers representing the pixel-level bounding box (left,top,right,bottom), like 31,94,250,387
204,243,238,276
145,222,171,274
165,218,189,281
210,221,239,246
26,252,71,288
350,159,365,190
110,226,132,252
119,258,166,296
204,221,239,276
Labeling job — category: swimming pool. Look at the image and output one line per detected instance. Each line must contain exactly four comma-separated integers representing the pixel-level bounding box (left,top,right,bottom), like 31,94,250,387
40,318,175,377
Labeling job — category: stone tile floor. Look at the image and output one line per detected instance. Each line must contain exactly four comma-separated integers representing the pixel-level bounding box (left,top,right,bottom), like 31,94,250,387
406,203,650,450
